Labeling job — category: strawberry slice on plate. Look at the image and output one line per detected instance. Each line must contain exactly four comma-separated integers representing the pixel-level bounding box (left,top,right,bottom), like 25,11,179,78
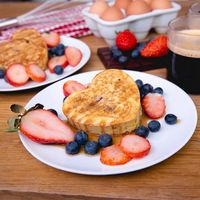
26,64,46,82
48,55,68,73
142,93,166,119
20,109,75,144
6,64,29,86
42,32,60,47
65,47,82,67
100,144,131,166
120,134,151,158
63,80,86,96
141,35,168,58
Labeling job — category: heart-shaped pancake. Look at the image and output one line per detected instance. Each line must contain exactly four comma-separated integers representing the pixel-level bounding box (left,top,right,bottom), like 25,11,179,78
63,69,141,135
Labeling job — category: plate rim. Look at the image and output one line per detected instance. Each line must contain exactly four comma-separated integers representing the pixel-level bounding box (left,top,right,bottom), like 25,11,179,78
0,36,91,92
18,70,198,175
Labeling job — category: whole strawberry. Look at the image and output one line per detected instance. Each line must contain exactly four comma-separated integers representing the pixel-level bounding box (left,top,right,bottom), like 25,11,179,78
116,30,137,51
141,35,168,58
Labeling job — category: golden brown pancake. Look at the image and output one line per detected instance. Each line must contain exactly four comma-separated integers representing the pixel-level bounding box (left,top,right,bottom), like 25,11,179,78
63,69,141,135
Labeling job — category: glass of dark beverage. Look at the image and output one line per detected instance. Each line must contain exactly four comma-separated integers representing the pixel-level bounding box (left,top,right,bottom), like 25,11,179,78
167,15,200,94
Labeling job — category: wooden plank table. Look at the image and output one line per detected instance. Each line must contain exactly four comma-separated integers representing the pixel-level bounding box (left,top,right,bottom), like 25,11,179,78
0,1,200,200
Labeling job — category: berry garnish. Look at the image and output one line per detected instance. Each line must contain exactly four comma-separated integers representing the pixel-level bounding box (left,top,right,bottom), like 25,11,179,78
98,133,113,148
141,35,168,58
153,87,164,95
140,83,153,96
142,93,166,119
42,32,60,47
0,69,5,79
65,47,82,67
120,134,151,158
116,30,137,51
118,55,128,65
112,49,123,59
63,80,86,96
26,64,46,82
135,79,143,89
100,144,131,166
165,114,177,125
131,49,140,58
135,125,149,138
66,141,80,155
6,64,29,86
75,130,88,145
84,141,99,155
148,120,161,132
47,109,58,116
54,65,64,75
48,55,68,73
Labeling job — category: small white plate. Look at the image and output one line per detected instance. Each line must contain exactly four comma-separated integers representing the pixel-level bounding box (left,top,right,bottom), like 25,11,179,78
19,70,197,175
0,36,91,92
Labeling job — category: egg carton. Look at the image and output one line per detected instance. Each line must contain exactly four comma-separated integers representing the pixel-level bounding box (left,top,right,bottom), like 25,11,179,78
82,2,181,45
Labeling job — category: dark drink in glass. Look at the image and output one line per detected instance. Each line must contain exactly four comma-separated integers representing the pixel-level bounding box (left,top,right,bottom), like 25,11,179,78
168,17,200,94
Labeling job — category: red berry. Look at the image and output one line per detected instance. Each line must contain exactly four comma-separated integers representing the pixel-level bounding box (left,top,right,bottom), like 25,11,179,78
65,47,82,67
26,64,46,82
42,32,60,47
63,80,86,97
141,35,168,58
6,64,29,86
116,30,137,51
142,93,166,119
120,134,151,158
48,55,68,73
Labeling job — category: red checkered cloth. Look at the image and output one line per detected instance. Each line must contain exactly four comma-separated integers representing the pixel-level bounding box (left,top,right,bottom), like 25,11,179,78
0,4,92,41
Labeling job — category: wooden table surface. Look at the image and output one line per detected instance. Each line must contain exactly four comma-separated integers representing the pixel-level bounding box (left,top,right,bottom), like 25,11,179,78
0,1,200,200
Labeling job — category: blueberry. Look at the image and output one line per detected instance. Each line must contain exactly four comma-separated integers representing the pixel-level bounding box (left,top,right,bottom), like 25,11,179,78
56,44,65,50
48,109,58,116
98,133,112,148
63,96,68,102
118,56,128,65
131,49,140,58
110,45,118,53
148,120,161,132
112,49,123,59
153,87,163,95
54,65,64,75
50,47,57,55
136,42,147,52
135,125,149,138
165,114,177,125
136,79,143,89
48,49,54,58
140,83,153,96
55,48,65,56
84,141,99,155
75,130,88,145
0,69,5,79
66,141,80,155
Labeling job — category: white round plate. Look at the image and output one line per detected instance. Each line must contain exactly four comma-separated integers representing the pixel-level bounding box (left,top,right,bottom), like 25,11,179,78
0,36,90,92
19,70,197,175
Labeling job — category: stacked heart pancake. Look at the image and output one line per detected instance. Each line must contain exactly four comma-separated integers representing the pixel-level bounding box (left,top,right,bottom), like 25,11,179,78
63,69,141,135
0,29,48,70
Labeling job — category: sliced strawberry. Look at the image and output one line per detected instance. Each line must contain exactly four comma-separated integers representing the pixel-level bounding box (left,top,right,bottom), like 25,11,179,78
20,109,75,144
26,64,46,82
100,144,131,166
48,55,68,73
120,134,151,158
63,80,86,96
142,93,166,119
6,64,29,86
65,47,82,67
42,32,60,47
141,35,168,58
